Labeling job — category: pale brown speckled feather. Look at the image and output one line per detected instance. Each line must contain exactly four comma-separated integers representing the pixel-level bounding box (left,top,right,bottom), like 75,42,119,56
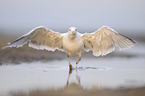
3,26,64,51
82,26,135,56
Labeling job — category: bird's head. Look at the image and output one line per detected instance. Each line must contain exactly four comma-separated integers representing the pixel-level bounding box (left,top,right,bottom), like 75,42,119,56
67,27,77,39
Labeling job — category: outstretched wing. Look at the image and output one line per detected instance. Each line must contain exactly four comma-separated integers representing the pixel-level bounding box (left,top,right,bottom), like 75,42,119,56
82,26,136,56
3,26,64,51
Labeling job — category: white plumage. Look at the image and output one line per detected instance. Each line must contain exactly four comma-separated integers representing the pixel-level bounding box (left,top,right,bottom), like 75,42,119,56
3,26,135,69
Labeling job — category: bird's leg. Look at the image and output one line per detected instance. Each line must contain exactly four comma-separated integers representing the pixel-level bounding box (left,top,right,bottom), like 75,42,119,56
76,56,81,64
67,55,72,70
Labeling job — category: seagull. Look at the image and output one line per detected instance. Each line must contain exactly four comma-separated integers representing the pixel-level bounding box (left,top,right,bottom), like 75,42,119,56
3,26,135,69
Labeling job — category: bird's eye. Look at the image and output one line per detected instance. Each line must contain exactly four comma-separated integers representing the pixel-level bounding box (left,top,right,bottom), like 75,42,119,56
75,29,77,31
69,29,71,31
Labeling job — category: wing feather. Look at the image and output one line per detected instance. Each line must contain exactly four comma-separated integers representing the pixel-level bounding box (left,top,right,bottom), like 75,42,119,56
82,26,135,56
3,26,64,51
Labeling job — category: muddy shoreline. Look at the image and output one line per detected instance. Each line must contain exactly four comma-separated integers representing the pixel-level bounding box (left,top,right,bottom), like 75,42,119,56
9,87,145,96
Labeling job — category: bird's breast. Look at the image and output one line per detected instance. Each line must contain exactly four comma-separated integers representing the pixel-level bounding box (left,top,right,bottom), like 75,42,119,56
63,36,84,56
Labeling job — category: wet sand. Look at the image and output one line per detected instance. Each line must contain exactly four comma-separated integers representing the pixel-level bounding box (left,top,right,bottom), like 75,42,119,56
9,87,145,96
0,36,145,96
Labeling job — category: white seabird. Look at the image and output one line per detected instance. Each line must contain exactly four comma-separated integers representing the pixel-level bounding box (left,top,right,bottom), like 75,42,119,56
3,26,136,69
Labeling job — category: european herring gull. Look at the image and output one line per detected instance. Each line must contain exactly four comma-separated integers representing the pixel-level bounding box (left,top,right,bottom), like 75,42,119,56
3,26,135,69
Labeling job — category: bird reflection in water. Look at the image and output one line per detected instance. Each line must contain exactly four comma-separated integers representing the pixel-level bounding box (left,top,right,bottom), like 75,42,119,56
9,68,102,96
65,68,81,90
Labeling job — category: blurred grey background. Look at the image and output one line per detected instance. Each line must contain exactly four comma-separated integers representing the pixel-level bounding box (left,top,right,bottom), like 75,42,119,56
0,0,145,36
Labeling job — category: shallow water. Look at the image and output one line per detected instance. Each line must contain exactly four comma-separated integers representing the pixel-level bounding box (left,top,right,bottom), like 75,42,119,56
0,43,145,96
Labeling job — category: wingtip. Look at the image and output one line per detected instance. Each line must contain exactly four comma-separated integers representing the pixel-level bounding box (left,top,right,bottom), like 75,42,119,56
132,40,136,44
119,33,136,44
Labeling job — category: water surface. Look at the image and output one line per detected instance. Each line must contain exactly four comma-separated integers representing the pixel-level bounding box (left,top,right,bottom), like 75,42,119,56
0,43,145,96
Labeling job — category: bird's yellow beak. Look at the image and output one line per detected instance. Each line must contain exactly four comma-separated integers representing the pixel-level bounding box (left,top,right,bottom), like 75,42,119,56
72,31,76,35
